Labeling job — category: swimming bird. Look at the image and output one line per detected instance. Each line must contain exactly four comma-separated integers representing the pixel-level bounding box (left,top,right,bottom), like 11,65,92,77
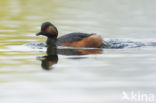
36,22,103,48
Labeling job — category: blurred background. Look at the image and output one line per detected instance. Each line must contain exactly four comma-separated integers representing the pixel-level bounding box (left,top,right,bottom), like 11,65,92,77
0,0,156,103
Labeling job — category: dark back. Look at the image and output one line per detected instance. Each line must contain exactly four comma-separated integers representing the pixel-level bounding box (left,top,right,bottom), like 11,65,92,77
56,32,93,46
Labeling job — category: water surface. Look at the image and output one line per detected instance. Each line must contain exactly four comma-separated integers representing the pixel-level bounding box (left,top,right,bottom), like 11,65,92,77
0,0,156,103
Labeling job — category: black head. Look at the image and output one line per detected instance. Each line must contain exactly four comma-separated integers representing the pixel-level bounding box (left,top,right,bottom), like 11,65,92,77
36,22,58,38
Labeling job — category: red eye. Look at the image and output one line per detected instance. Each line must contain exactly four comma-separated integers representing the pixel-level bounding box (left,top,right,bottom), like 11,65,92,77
44,29,47,32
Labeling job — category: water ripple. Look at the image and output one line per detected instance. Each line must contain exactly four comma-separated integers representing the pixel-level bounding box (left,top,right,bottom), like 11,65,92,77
25,39,156,49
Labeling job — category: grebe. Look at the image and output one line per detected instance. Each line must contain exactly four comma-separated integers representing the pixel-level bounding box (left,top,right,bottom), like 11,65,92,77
36,22,103,48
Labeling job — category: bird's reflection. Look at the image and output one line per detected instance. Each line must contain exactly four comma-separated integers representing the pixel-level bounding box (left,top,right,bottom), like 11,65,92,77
38,45,103,70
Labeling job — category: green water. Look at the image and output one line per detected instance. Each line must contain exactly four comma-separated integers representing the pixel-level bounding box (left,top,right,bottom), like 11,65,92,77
0,0,156,103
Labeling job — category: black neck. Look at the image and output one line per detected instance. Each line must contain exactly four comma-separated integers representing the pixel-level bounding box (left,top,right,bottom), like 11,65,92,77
46,37,57,46
46,33,58,38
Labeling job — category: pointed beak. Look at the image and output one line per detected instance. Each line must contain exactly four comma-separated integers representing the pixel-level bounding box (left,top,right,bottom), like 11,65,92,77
36,32,42,36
